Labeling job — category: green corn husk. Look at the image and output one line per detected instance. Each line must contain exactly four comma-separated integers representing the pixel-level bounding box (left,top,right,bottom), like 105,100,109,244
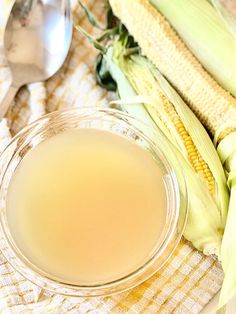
216,132,236,308
150,0,236,98
211,0,236,36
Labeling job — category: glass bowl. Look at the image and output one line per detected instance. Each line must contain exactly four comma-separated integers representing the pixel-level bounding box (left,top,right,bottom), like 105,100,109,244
0,108,188,297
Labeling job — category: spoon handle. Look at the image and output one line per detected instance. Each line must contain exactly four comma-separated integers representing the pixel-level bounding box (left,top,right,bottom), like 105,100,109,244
0,85,19,118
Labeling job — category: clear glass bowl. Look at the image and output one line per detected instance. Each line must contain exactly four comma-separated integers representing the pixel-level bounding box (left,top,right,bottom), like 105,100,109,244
0,108,188,297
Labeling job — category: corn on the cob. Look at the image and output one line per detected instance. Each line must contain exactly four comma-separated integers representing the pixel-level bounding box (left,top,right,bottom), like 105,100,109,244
104,42,229,255
120,56,215,195
109,0,236,143
150,0,236,99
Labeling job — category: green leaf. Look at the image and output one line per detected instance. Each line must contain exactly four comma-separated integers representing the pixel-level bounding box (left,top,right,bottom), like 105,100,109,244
95,54,117,91
74,24,107,53
96,27,119,42
124,47,141,57
78,0,104,30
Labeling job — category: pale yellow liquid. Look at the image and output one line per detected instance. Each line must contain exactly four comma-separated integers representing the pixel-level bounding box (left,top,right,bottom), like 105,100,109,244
6,129,167,284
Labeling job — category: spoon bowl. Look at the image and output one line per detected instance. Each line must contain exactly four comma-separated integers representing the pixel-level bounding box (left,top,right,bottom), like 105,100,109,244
1,0,72,117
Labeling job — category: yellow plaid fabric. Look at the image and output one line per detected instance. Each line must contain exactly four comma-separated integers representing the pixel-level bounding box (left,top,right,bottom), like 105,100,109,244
0,0,227,313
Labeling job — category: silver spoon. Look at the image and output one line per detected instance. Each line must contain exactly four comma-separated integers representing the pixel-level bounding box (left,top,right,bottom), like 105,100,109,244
1,0,72,118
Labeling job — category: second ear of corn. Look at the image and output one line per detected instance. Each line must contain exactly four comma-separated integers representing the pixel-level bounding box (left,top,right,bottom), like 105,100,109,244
103,38,229,257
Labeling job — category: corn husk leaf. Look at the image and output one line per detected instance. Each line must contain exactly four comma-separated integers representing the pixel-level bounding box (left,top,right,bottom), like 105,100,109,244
150,0,236,98
217,132,236,308
211,0,236,37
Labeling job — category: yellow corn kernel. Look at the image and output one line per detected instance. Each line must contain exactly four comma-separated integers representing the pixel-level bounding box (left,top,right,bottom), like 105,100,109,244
122,57,215,194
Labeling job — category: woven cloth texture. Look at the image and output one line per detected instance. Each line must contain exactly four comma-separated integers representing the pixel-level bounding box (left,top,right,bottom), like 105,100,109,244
0,0,226,313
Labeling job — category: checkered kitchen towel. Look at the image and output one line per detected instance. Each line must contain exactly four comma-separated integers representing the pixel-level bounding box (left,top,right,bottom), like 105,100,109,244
0,0,227,313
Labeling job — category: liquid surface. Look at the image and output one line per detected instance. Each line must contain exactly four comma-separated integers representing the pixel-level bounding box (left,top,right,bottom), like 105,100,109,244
6,129,167,284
